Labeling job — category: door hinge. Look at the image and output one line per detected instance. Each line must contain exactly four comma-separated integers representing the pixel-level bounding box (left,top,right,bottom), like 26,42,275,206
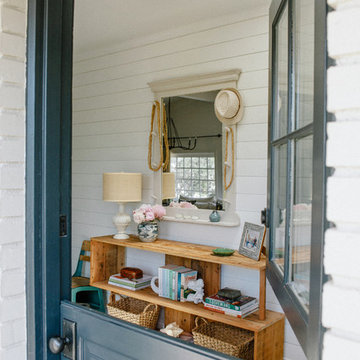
59,215,67,237
261,208,270,228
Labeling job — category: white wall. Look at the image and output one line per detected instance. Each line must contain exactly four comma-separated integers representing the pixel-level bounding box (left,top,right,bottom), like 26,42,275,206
0,0,27,358
323,0,360,358
72,6,305,359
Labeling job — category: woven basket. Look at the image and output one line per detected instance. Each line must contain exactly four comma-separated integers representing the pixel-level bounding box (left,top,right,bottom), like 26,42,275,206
192,318,254,359
107,296,160,329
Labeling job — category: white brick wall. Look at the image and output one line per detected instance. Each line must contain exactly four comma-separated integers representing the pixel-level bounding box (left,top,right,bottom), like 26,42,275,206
0,0,27,359
323,0,360,358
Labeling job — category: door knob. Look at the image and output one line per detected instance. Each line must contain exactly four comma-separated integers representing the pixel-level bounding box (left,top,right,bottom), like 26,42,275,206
49,336,70,354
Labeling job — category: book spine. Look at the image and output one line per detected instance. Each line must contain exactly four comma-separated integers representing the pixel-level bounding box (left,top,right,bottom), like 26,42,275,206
205,297,257,311
205,298,240,310
170,269,175,300
204,303,258,317
108,280,150,288
177,273,182,300
108,282,150,291
180,273,185,302
172,270,176,300
204,304,243,318
165,268,169,299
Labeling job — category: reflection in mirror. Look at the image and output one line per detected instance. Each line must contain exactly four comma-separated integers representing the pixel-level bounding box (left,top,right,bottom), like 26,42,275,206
162,91,224,210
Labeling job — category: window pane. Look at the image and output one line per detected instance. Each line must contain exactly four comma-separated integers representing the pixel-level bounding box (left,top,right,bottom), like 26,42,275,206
192,157,199,168
208,169,215,180
290,135,313,311
273,3,288,139
200,157,207,168
177,157,183,167
208,157,215,168
184,158,191,168
271,144,287,272
184,168,191,179
192,168,199,179
200,169,207,180
295,0,314,129
176,168,183,179
209,181,215,193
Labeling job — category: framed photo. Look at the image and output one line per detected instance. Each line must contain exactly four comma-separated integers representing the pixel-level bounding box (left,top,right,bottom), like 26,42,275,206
239,222,266,261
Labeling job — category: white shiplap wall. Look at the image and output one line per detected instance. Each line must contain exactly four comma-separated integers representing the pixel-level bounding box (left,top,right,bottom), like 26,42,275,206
72,7,305,360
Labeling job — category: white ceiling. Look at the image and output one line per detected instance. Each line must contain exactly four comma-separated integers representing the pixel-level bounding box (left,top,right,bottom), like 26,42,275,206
74,0,270,54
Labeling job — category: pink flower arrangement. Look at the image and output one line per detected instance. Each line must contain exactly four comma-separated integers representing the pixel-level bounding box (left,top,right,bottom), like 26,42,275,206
133,204,166,224
169,201,197,209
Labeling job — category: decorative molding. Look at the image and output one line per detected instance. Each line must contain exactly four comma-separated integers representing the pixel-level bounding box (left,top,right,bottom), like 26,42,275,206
148,69,241,98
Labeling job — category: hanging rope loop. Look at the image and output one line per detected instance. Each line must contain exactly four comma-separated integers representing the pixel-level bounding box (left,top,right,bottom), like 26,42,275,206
162,102,170,171
148,101,163,172
224,126,234,191
148,101,170,172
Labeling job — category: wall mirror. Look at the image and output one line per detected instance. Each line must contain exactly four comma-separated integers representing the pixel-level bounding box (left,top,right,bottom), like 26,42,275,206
163,92,223,210
149,70,241,226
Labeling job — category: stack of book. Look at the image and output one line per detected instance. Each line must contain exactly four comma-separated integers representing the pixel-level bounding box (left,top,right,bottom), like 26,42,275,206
158,264,197,301
204,293,258,318
108,273,152,291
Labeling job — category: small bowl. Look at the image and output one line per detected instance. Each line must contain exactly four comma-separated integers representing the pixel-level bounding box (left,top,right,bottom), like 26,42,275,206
212,248,235,257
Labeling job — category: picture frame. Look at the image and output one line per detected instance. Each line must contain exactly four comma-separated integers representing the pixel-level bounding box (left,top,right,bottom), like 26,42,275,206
238,222,266,261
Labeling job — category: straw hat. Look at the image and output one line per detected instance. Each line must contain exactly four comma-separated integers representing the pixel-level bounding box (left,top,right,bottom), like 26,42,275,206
214,88,244,126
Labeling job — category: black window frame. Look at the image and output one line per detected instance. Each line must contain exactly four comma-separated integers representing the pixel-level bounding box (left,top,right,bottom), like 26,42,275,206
267,1,327,359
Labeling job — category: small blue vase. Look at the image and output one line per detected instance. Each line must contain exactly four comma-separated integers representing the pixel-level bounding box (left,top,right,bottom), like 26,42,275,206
209,210,221,222
137,221,158,242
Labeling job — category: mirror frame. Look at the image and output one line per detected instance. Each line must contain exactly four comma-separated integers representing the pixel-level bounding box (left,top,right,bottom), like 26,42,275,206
148,70,241,226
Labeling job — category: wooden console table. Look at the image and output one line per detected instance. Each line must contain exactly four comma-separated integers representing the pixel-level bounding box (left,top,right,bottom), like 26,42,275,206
90,235,284,360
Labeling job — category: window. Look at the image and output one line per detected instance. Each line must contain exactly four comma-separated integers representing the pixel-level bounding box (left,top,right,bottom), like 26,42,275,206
268,0,326,358
170,154,216,198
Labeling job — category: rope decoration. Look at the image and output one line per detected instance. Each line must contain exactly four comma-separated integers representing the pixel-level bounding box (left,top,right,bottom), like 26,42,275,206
162,102,170,171
148,101,163,172
224,127,235,191
148,101,170,172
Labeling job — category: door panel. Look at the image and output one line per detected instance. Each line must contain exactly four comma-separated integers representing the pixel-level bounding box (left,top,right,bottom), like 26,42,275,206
61,302,233,360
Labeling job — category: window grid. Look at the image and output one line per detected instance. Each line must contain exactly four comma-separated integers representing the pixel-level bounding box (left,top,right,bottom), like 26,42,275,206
170,155,216,198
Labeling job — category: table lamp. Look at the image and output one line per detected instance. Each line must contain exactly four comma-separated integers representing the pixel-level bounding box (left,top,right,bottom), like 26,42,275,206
103,172,142,239
162,172,175,200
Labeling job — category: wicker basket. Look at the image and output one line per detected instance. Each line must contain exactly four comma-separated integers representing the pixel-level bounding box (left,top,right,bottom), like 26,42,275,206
192,318,254,359
107,296,160,329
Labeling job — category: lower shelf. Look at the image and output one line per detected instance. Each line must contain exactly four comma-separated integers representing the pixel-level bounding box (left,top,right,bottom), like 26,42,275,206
92,280,284,333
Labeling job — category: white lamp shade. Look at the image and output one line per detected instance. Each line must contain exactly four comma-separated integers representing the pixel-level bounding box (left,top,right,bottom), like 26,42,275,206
103,173,142,202
162,172,175,200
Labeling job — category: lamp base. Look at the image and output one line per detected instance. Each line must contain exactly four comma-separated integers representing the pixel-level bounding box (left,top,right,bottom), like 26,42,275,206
112,203,131,240
113,233,129,240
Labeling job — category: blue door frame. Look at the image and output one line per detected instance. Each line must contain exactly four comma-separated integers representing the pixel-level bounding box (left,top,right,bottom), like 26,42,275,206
26,0,73,358
25,1,235,359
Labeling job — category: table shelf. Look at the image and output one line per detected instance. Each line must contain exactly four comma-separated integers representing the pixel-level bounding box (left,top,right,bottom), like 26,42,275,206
90,235,284,359
90,235,266,270
94,280,283,333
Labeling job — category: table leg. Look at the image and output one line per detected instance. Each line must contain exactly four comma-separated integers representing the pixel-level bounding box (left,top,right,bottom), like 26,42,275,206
259,268,266,320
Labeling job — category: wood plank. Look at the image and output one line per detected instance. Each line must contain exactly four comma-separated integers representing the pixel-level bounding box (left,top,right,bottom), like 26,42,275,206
73,16,268,74
93,281,283,333
253,316,284,360
82,240,91,251
259,268,266,321
91,235,266,270
79,255,90,262
90,240,124,284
